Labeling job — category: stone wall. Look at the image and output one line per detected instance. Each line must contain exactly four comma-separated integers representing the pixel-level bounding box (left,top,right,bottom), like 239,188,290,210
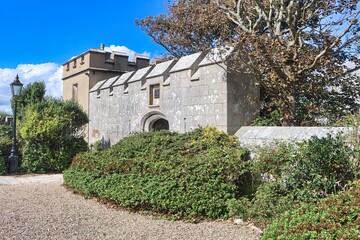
88,50,260,145
235,126,353,149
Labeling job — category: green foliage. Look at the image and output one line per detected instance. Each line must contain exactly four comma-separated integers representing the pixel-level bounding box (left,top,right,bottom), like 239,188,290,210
251,109,282,126
286,135,355,200
229,135,357,228
252,142,295,179
262,180,360,239
19,98,88,173
89,140,103,151
16,81,46,121
64,126,359,234
0,148,6,175
64,127,249,220
0,122,12,174
334,114,360,170
240,181,296,229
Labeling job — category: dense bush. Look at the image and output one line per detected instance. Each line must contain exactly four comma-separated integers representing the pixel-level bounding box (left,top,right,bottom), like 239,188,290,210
262,180,360,239
64,127,249,220
19,98,88,172
229,135,358,228
64,127,359,234
0,123,12,175
0,148,6,175
16,81,46,122
286,135,355,200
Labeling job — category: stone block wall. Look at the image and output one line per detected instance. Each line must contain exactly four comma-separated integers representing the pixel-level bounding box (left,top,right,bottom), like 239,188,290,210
89,50,260,145
235,126,352,149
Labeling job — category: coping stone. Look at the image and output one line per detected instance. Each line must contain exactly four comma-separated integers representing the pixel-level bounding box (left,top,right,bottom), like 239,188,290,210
128,65,154,83
100,75,120,90
199,47,234,67
89,79,107,92
170,52,204,73
113,71,135,86
146,59,176,79
235,126,352,149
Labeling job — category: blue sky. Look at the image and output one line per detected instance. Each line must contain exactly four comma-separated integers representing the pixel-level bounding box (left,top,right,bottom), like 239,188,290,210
0,0,169,113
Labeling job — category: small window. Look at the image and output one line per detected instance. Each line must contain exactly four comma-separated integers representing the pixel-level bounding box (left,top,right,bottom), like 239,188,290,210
66,63,70,71
73,59,77,68
109,86,114,96
72,84,78,101
97,89,101,98
80,55,85,64
149,84,160,106
154,88,160,99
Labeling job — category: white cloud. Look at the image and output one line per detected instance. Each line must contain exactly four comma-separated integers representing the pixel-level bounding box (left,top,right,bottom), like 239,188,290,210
104,45,150,60
0,63,62,114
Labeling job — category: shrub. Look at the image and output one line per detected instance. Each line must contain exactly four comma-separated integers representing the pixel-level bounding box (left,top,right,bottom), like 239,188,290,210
262,180,360,239
0,123,12,175
285,134,355,200
0,149,6,175
251,109,282,126
230,135,357,228
19,98,88,172
64,127,249,220
0,137,11,159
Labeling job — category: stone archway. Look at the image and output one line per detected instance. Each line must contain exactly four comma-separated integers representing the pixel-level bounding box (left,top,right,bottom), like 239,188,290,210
141,111,169,132
150,118,169,131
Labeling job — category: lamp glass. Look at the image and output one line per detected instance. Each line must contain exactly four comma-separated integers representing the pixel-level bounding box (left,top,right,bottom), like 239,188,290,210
11,83,23,97
13,85,22,96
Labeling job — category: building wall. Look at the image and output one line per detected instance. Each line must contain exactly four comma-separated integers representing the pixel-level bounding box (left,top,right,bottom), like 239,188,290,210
88,51,260,145
62,47,150,114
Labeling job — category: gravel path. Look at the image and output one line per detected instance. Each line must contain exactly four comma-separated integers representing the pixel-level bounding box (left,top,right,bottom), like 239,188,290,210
0,178,261,240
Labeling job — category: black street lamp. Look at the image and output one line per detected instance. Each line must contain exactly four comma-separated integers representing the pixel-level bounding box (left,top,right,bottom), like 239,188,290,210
8,75,23,173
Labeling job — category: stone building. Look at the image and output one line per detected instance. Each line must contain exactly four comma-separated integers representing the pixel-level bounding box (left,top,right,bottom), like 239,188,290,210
84,48,260,145
62,44,150,114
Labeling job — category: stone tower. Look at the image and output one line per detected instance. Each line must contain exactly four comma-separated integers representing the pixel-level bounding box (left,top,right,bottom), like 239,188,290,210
62,44,150,114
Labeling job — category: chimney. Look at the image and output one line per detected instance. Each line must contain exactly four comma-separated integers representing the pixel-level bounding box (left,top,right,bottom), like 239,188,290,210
100,43,105,50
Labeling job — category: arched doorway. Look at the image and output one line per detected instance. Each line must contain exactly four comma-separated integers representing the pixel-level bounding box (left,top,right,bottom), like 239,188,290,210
141,111,169,132
150,118,169,131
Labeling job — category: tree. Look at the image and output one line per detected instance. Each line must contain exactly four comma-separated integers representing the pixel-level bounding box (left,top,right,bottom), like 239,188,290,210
16,81,46,121
136,0,236,58
137,0,360,125
19,98,88,172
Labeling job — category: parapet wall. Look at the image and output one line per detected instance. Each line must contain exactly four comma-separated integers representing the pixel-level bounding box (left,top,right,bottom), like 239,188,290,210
63,48,150,80
88,49,260,145
235,126,353,149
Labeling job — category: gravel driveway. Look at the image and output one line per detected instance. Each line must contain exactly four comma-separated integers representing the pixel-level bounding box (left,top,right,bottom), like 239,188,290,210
0,175,261,240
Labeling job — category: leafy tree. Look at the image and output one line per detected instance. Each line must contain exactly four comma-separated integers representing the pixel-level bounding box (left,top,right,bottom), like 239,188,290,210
136,0,235,58
19,98,88,172
137,0,360,125
16,81,46,121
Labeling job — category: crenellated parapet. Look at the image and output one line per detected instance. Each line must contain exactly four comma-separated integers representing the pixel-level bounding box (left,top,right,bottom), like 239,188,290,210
88,48,260,145
63,49,149,81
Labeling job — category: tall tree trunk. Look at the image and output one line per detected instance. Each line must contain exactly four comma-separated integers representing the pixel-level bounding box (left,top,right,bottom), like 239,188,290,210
280,80,297,126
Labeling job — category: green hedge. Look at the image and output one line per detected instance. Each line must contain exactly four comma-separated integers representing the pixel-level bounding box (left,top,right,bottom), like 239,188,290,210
228,135,358,228
0,124,11,175
64,127,249,219
262,180,360,239
0,148,6,175
19,98,88,173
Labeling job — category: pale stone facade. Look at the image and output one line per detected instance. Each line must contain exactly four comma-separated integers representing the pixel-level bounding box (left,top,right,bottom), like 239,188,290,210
87,49,260,145
62,45,150,140
62,46,150,114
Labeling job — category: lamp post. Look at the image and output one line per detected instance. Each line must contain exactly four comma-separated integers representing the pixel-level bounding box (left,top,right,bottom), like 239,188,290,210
8,75,23,173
